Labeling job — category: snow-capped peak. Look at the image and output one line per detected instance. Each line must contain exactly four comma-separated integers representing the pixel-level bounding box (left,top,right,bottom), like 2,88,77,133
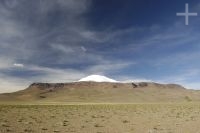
78,75,117,82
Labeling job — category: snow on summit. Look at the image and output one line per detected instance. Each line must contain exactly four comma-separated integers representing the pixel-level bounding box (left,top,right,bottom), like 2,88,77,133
79,75,117,82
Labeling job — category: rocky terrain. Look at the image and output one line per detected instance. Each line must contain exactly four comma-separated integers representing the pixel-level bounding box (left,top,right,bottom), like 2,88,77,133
0,81,200,103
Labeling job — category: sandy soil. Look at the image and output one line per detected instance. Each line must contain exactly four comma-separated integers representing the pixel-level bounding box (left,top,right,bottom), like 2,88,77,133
1,103,200,133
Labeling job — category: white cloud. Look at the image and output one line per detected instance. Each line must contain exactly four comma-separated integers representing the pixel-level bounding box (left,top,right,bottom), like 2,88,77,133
13,63,24,68
1,1,200,93
51,44,75,54
0,59,133,93
0,57,13,69
0,73,29,93
81,46,87,52
87,61,134,74
123,79,153,83
115,75,153,83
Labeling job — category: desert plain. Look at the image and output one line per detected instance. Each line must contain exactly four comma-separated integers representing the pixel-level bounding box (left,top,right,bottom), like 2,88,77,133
1,82,200,133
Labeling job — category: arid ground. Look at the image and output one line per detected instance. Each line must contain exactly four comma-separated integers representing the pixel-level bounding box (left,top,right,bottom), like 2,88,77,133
1,103,200,133
1,82,200,132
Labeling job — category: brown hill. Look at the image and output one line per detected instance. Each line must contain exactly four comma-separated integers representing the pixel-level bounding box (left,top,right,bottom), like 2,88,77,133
0,82,200,103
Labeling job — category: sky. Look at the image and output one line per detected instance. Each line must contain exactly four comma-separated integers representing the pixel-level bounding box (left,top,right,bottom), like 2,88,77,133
0,0,200,93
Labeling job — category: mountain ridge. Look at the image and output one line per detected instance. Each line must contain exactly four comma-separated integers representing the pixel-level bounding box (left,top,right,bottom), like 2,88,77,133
1,81,199,103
